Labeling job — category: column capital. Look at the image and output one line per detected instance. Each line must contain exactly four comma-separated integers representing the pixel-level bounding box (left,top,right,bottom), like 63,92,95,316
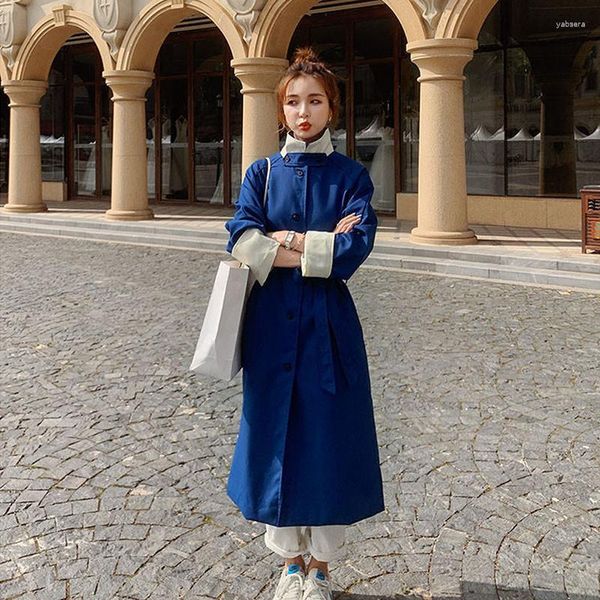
406,38,477,82
231,57,288,94
103,69,154,101
2,80,48,107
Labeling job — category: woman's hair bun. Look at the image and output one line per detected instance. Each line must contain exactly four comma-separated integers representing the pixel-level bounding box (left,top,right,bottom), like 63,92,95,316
291,47,320,66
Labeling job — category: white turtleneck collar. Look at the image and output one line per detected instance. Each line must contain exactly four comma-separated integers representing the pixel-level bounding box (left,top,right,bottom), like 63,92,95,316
280,128,334,157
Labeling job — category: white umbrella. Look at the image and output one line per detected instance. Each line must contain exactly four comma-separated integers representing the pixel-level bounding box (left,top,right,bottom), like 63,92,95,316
509,128,533,141
470,124,494,141
490,126,505,141
581,124,600,140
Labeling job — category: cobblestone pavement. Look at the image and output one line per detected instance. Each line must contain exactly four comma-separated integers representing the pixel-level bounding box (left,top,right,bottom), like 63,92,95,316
1,233,599,600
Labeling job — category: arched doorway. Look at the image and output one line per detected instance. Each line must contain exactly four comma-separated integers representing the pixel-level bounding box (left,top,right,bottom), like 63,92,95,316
39,41,112,201
108,0,246,215
1,9,113,213
286,2,410,215
146,25,242,205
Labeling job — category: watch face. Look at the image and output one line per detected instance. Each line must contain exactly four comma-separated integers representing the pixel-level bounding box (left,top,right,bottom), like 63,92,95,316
284,231,295,249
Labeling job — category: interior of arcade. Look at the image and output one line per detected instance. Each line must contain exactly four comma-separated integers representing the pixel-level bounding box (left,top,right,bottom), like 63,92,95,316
0,0,598,221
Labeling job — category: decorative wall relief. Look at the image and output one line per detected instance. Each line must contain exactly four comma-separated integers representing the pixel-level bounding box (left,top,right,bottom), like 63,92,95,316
0,0,31,72
93,0,132,58
223,0,267,44
411,0,449,36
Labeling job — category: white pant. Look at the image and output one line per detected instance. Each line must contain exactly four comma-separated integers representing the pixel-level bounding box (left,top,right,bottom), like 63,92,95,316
264,525,345,562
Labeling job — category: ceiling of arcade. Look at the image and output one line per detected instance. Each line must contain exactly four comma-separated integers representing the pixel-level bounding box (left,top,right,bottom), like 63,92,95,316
0,0,498,81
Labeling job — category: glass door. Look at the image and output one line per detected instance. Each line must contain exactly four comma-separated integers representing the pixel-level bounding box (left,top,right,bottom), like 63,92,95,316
292,7,401,215
0,89,9,195
193,36,227,203
160,77,189,200
194,74,224,203
100,86,112,196
353,19,396,212
67,45,111,199
40,54,66,187
149,34,237,205
229,75,243,201
354,62,395,211
71,50,97,196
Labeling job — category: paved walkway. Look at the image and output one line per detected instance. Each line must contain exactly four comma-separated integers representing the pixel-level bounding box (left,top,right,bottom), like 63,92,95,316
1,233,599,600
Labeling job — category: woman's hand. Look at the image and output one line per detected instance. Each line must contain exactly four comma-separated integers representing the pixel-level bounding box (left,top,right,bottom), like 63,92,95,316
291,232,305,253
333,213,361,234
267,231,288,246
267,231,305,253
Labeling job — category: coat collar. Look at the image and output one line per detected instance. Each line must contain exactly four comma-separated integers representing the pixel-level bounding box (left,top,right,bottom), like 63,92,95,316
280,128,334,157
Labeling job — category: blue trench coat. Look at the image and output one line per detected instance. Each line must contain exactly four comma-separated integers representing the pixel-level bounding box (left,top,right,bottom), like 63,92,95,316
224,149,385,527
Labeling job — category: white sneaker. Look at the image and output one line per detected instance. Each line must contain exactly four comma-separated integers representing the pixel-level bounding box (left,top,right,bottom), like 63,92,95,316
273,563,305,600
302,568,333,600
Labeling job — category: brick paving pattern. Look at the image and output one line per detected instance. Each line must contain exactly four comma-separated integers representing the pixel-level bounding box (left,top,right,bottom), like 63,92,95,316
1,233,599,600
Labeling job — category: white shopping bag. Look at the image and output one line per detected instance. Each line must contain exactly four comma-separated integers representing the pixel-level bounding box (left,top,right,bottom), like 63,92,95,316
189,260,254,381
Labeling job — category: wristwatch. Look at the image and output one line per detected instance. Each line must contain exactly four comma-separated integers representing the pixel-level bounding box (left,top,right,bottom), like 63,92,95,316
284,230,296,250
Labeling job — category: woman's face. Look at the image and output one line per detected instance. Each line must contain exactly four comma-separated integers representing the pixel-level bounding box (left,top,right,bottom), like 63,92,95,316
283,74,331,143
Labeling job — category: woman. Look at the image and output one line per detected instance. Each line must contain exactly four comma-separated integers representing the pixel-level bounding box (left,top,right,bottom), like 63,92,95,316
225,48,385,600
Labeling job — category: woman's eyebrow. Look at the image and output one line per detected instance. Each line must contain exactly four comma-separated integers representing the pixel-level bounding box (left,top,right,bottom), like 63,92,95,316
286,93,327,98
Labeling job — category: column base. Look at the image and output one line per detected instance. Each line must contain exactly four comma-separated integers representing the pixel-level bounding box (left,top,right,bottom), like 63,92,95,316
410,226,478,246
1,203,48,213
105,208,154,221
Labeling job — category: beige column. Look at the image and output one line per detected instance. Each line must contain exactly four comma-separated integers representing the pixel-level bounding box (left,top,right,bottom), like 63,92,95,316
231,57,288,175
1,80,48,213
408,39,478,246
103,70,154,220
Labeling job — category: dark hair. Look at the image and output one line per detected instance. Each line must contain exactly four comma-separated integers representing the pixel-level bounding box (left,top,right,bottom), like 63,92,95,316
277,47,341,131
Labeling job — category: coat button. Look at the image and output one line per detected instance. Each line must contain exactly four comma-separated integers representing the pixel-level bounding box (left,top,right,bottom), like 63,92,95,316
295,169,304,177
283,362,292,371
287,311,294,320
291,213,300,221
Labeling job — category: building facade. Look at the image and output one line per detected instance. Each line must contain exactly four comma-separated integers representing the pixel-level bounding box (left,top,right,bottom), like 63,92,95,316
0,0,598,243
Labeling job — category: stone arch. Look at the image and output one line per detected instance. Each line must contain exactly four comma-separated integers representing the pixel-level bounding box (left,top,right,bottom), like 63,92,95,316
0,55,9,83
437,0,499,39
250,0,428,58
12,10,113,81
116,0,246,71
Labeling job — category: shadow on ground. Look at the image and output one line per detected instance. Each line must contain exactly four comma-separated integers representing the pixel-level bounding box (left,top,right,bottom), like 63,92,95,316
332,584,600,599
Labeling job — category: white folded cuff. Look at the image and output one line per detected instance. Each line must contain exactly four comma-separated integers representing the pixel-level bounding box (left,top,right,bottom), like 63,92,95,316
231,228,280,286
301,231,335,278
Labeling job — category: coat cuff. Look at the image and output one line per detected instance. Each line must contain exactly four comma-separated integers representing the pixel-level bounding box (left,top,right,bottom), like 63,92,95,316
231,228,280,286
301,231,335,278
